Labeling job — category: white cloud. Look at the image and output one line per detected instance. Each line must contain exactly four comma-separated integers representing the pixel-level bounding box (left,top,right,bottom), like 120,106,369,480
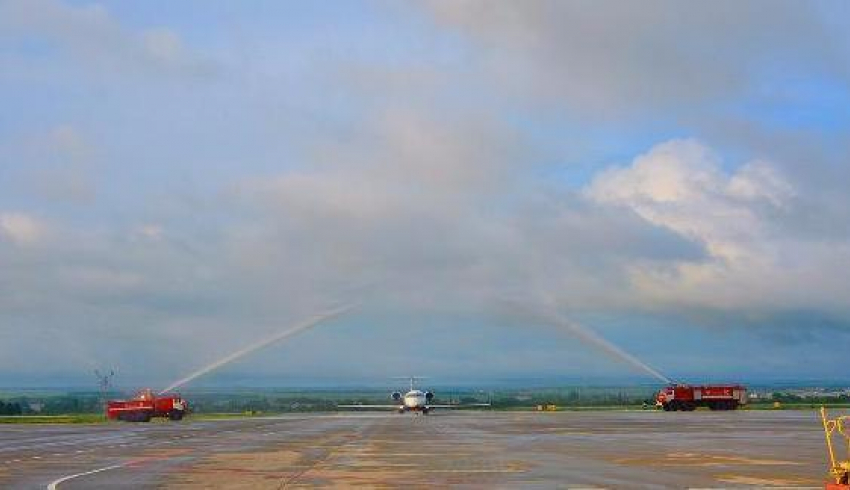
142,28,188,65
1,1,848,382
422,0,849,117
587,139,850,311
133,224,164,242
38,126,99,203
0,125,100,204
0,212,46,246
0,0,213,77
47,125,94,161
587,139,782,261
727,161,795,207
588,140,724,205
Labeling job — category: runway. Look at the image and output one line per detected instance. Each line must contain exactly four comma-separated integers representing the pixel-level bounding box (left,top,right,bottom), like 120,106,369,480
0,410,831,488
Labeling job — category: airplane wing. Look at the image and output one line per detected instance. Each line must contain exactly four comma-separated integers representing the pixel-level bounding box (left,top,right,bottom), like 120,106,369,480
337,404,401,409
427,403,491,409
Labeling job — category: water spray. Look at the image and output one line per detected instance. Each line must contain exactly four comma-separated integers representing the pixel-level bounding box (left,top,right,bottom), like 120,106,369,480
543,312,671,384
159,303,356,394
503,300,671,384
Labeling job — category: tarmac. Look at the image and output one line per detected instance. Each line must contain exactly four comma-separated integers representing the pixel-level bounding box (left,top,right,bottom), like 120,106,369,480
0,410,832,488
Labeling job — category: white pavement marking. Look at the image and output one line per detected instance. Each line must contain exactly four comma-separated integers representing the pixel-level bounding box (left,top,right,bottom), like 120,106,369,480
46,463,125,490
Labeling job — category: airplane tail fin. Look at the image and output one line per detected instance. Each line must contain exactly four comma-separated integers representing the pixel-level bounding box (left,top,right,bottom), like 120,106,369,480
392,376,428,391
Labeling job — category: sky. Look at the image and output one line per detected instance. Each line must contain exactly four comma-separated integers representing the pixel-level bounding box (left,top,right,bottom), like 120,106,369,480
1,0,850,389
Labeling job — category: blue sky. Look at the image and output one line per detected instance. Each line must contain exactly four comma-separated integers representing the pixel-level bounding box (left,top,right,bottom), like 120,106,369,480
1,0,850,388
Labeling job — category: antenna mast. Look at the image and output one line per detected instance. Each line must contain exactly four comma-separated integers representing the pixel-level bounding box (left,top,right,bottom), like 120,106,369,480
94,369,115,413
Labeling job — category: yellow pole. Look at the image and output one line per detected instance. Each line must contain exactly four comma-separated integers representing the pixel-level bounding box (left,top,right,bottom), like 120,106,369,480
822,406,839,482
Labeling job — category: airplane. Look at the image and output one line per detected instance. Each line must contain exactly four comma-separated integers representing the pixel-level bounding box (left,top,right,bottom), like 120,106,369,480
338,377,490,414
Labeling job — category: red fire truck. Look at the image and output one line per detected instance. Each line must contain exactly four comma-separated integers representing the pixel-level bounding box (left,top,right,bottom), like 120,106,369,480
656,384,747,411
106,389,189,422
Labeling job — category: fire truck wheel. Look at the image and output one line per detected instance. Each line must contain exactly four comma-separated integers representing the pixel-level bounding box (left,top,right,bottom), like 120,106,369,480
169,410,184,421
662,403,671,411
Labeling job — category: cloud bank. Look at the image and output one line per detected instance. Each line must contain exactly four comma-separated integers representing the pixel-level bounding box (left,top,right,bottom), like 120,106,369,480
1,0,848,385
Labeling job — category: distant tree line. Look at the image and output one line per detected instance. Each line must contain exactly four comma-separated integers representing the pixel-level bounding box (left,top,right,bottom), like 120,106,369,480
0,394,103,415
0,400,24,415
751,392,850,406
475,388,657,408
189,395,340,413
0,388,669,416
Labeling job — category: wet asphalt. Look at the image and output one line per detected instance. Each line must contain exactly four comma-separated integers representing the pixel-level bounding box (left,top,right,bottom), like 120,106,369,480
0,410,833,489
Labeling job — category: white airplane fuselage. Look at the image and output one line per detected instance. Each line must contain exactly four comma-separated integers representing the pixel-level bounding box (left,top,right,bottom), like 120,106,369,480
403,390,426,408
397,389,432,412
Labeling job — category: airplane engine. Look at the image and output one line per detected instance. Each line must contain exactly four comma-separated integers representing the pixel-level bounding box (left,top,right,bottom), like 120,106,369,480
425,391,434,402
391,392,402,401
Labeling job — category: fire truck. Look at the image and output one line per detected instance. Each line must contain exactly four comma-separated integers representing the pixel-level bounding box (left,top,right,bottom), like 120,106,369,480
656,384,747,411
106,389,189,422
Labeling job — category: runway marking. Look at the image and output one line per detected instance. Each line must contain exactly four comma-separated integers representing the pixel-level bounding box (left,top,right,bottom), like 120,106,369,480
46,463,124,490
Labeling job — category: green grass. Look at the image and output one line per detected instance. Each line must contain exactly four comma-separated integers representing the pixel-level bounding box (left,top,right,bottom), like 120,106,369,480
747,402,850,410
0,414,107,424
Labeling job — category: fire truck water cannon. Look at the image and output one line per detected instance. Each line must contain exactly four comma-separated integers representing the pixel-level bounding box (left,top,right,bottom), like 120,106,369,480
106,389,189,422
655,383,748,411
821,407,850,489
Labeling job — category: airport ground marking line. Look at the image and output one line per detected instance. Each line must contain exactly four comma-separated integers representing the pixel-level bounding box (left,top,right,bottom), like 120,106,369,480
46,463,125,490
